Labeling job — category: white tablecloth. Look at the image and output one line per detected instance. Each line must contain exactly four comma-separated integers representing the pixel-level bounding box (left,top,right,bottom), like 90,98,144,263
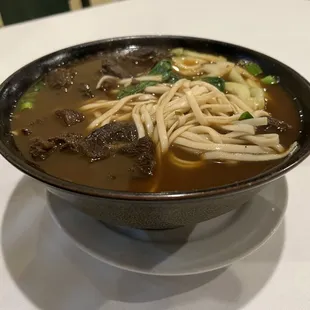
1,1,310,309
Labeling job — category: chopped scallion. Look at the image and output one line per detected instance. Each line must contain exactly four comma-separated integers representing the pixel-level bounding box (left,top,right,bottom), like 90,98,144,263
261,75,280,85
239,111,253,120
18,80,44,111
244,62,263,76
20,101,33,110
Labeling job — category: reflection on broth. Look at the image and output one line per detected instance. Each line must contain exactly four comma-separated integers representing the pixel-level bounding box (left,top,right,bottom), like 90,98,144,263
11,47,301,192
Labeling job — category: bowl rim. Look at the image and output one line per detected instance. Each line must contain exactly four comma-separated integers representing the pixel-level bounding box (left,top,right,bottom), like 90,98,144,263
1,34,310,201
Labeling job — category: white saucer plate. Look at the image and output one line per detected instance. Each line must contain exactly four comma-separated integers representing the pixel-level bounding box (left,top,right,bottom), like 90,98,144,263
48,177,287,276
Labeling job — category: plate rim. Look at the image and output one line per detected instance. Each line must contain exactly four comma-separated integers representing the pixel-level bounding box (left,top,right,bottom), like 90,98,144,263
48,179,287,276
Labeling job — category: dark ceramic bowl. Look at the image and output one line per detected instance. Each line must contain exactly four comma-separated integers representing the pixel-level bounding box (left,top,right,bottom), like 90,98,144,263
1,36,310,229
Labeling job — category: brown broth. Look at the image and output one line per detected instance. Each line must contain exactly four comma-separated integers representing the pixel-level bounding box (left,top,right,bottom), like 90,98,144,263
11,57,301,192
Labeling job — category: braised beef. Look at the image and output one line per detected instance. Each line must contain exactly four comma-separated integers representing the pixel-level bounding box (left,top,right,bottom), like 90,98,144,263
125,47,170,65
98,78,118,92
55,109,85,127
100,48,170,78
29,137,56,160
79,122,138,160
21,128,32,136
267,116,292,132
29,133,83,161
49,133,83,153
136,152,156,176
28,121,156,176
120,136,156,176
84,122,138,145
101,57,130,78
79,141,112,161
46,68,77,90
79,83,95,98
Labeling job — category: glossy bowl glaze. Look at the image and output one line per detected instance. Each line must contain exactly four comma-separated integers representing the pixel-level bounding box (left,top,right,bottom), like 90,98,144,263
1,36,310,229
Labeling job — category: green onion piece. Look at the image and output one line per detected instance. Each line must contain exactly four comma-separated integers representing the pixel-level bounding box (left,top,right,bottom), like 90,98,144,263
244,62,263,76
261,75,280,85
201,76,225,92
239,111,253,120
20,101,33,110
18,80,44,111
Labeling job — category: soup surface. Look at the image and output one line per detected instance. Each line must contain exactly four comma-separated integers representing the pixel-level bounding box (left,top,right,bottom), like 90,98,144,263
11,47,300,192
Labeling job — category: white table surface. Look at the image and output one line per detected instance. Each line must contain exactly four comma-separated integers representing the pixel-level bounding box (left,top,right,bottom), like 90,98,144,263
1,0,310,309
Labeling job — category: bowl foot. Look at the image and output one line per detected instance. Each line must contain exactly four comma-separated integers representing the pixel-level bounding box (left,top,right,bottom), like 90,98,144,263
100,207,244,244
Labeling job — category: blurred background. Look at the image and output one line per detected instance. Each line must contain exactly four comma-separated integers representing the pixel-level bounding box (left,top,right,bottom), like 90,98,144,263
0,0,124,27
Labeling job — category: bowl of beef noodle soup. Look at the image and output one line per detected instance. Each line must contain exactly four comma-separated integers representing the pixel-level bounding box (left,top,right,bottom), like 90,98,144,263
0,36,310,229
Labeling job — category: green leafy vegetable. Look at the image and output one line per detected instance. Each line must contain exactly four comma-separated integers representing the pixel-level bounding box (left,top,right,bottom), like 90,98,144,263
243,62,263,76
117,60,181,99
239,111,254,120
149,60,173,82
201,76,225,92
261,75,280,85
117,81,158,99
167,72,180,84
18,80,44,111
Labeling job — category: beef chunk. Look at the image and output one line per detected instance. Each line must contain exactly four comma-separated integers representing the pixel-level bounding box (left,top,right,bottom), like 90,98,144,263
55,109,85,127
120,135,154,156
98,78,118,92
100,48,170,78
267,116,292,132
29,133,83,161
79,83,95,98
101,56,130,78
29,137,56,160
125,47,170,65
136,152,156,176
79,122,138,160
80,122,155,174
21,128,32,136
79,140,112,161
28,120,156,177
120,136,156,176
49,133,83,153
46,68,77,90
